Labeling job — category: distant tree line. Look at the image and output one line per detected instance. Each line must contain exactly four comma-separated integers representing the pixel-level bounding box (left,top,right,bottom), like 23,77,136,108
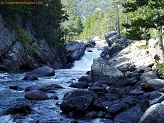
61,0,126,41
61,0,163,51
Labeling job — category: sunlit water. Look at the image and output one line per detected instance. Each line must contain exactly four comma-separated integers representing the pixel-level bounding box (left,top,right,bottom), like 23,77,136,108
71,47,102,71
0,47,104,123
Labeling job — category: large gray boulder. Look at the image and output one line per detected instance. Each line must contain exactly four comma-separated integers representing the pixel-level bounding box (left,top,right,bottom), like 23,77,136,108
66,42,86,62
60,90,99,115
115,105,144,123
63,89,98,100
91,57,123,82
86,38,96,48
104,31,119,47
26,66,55,77
140,71,158,82
139,103,164,123
25,90,49,100
104,31,118,41
147,79,164,89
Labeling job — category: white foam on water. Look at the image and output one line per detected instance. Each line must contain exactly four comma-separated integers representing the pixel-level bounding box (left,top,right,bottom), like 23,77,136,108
0,115,16,123
71,47,102,71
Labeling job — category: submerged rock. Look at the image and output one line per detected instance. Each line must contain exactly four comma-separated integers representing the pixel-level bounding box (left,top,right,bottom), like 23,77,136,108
9,86,24,91
25,84,63,92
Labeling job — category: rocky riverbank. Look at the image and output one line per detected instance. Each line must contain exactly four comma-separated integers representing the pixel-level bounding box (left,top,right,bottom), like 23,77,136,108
0,14,68,71
60,40,164,123
1,38,164,123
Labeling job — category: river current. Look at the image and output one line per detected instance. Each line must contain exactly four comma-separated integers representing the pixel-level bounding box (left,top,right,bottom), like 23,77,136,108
0,47,104,123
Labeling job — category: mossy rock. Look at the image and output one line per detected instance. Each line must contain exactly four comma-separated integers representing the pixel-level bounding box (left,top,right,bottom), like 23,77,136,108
156,63,164,79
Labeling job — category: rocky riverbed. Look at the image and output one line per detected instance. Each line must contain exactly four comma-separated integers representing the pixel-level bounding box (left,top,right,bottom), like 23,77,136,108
1,40,164,123
60,40,164,123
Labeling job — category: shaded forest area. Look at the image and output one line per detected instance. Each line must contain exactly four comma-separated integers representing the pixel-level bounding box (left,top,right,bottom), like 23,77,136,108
0,0,67,44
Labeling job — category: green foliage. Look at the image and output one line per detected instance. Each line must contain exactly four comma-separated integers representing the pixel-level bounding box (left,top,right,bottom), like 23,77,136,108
137,45,148,49
123,0,164,42
61,16,83,40
80,10,105,39
156,63,164,79
61,0,112,17
0,0,68,44
15,26,31,44
61,0,126,40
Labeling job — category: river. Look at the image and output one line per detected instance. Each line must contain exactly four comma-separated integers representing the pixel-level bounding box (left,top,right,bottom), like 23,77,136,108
0,47,104,123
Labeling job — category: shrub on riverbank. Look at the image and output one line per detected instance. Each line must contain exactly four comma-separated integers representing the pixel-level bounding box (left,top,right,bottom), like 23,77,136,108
156,63,164,79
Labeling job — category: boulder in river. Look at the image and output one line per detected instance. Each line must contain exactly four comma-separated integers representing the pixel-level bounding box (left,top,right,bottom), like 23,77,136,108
26,66,55,77
104,31,119,47
25,90,49,100
9,86,24,91
22,74,39,81
66,41,86,63
25,84,50,92
25,84,63,92
91,57,123,82
3,103,31,115
60,90,99,115
85,38,96,48
69,83,89,89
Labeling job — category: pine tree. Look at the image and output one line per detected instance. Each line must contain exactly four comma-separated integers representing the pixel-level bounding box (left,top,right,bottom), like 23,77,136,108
123,0,164,60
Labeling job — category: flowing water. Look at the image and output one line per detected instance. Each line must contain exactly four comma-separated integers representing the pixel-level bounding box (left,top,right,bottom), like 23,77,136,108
0,47,103,123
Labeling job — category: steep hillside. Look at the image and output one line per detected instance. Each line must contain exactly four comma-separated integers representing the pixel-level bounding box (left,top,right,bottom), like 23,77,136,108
0,0,68,71
0,14,67,71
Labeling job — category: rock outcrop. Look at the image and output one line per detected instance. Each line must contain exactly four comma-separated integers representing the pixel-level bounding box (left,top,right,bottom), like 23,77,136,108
0,14,67,71
66,41,86,63
91,57,123,82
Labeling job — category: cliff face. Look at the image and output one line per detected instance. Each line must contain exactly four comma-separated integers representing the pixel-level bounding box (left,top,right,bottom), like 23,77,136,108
0,14,67,71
